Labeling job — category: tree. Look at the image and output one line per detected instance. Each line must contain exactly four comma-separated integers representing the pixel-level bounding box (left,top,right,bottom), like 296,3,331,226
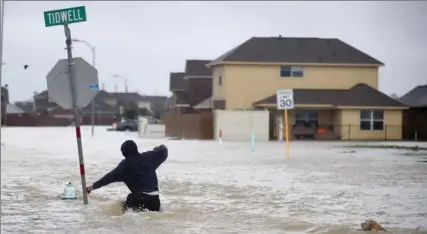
122,103,139,120
139,107,153,116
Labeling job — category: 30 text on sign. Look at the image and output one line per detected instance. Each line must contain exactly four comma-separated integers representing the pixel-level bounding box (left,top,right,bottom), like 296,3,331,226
44,6,87,27
276,89,295,110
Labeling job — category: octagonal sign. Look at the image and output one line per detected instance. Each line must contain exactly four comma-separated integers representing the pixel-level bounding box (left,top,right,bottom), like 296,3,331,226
46,57,99,109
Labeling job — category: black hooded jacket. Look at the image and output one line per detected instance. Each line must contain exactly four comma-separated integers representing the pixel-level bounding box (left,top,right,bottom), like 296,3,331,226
92,140,168,193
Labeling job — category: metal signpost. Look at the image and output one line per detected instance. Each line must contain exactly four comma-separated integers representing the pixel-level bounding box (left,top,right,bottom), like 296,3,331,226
276,89,295,157
44,6,98,205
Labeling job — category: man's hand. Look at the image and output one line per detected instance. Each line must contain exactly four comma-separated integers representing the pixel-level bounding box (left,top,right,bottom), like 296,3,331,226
86,185,94,194
153,144,167,151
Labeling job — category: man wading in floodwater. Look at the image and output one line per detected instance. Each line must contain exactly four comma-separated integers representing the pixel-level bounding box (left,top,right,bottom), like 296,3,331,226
86,140,168,212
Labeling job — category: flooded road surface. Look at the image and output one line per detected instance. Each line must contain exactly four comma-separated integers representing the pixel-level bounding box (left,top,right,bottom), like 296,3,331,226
1,127,427,234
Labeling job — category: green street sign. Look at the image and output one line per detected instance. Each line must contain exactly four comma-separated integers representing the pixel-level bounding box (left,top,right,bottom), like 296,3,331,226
44,6,87,27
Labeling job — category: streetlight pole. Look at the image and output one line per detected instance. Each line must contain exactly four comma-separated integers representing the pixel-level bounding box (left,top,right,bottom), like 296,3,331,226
113,74,129,119
113,74,128,96
0,0,5,127
113,75,128,93
72,38,96,137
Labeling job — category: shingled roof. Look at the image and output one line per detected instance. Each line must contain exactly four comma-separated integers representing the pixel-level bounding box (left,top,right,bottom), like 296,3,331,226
169,72,187,91
399,84,427,107
253,83,406,108
210,36,384,66
184,60,212,78
174,91,190,106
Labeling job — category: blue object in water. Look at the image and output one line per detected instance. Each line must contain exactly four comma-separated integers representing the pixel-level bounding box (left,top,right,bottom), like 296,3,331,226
250,130,256,152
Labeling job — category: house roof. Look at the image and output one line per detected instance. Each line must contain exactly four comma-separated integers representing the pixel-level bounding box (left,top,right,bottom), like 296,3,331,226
109,92,145,101
194,96,212,109
47,96,115,113
140,95,168,103
96,90,110,99
184,60,212,77
6,103,24,114
169,72,187,91
81,98,115,113
14,101,34,113
399,84,427,107
34,98,57,110
253,83,406,108
174,91,190,106
210,37,384,66
34,90,48,99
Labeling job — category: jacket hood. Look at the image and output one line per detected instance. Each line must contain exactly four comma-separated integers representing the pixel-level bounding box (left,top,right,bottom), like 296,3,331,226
121,140,139,158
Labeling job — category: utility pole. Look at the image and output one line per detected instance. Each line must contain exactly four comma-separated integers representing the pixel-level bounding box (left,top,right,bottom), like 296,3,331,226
0,0,5,127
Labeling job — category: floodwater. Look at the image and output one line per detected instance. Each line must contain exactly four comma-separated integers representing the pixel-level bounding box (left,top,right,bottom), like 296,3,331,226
1,127,427,234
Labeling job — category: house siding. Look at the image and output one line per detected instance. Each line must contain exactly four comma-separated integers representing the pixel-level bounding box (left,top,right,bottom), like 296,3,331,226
212,65,226,105
340,109,402,140
220,64,378,109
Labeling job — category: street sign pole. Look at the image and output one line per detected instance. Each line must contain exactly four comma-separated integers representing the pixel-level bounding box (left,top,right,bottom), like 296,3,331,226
92,47,95,137
64,24,88,205
277,89,295,158
44,6,98,205
91,88,95,136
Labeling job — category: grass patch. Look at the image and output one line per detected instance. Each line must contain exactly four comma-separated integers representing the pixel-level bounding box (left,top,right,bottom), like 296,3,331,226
400,152,427,156
344,144,427,151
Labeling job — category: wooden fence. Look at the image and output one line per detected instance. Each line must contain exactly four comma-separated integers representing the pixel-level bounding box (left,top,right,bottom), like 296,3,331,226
163,111,213,140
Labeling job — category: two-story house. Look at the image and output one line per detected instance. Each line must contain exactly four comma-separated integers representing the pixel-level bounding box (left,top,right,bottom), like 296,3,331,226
169,59,213,113
207,36,407,140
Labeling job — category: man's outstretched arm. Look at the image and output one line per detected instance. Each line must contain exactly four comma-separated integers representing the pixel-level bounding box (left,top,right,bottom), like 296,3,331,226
146,144,168,170
90,160,126,191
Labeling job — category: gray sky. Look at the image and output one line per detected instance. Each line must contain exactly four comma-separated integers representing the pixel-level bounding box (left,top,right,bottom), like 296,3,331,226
2,1,427,102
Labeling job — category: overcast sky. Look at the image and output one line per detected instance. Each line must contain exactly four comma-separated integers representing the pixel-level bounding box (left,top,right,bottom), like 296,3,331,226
2,1,426,102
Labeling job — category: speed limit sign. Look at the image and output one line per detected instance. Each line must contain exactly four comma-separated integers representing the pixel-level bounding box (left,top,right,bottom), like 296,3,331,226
276,89,295,110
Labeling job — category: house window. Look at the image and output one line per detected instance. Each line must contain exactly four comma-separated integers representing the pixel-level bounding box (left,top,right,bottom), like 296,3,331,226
218,75,222,86
280,66,304,77
360,110,384,131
